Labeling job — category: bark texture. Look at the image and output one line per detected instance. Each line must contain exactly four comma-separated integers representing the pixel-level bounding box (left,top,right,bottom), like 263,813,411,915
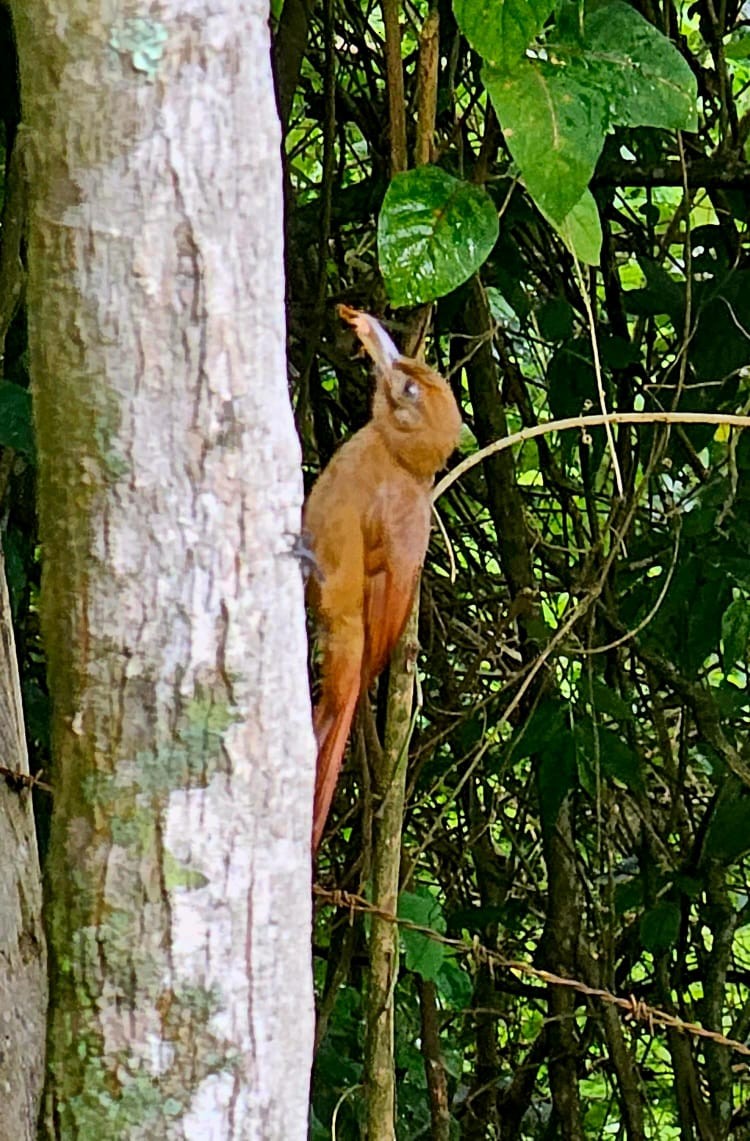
364,597,418,1141
0,553,47,1140
11,1,315,1137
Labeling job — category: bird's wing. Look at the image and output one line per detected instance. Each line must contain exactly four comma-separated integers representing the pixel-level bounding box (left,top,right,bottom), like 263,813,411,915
361,486,431,686
305,472,367,851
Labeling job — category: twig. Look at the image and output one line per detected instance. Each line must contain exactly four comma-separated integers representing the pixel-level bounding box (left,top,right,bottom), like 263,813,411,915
431,503,456,583
574,259,624,496
581,518,681,655
433,411,750,502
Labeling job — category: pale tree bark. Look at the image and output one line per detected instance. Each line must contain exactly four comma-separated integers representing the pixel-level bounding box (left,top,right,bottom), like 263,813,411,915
11,1,315,1137
0,553,47,1139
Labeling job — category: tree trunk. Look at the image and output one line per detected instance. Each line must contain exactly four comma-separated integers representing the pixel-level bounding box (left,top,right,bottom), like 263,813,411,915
11,1,315,1136
0,552,47,1139
364,597,418,1140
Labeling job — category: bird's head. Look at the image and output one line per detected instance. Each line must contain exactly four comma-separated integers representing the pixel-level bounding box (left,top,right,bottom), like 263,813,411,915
339,305,462,479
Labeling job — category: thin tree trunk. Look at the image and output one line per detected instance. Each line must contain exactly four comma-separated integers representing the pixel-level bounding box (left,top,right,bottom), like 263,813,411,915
364,596,418,1140
418,977,451,1141
12,1,315,1136
541,801,585,1141
0,552,47,1139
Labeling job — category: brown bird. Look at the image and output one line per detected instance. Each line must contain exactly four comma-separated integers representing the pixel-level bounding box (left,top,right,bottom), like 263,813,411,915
304,306,462,851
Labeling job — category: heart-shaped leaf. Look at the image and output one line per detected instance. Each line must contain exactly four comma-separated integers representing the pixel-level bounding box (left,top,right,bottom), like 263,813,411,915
583,1,698,132
453,0,553,70
484,60,608,223
378,166,498,306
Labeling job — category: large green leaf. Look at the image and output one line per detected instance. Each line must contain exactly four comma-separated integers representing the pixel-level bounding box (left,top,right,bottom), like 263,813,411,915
453,0,553,70
378,167,498,306
480,3,696,229
583,1,698,131
399,889,446,981
484,59,608,223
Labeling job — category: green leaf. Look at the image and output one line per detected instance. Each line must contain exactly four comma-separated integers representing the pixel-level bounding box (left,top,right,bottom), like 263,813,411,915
547,338,601,419
538,734,577,832
378,167,498,306
479,4,696,228
722,597,750,670
547,189,602,266
399,889,446,981
690,271,750,381
510,698,566,759
704,799,750,864
586,678,634,721
582,2,698,131
453,0,554,70
623,258,685,324
484,59,608,223
436,958,473,1008
536,297,575,341
575,721,643,791
0,382,34,456
640,901,680,952
725,33,750,59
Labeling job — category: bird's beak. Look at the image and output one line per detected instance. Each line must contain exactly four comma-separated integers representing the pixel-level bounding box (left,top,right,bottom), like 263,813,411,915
339,305,401,373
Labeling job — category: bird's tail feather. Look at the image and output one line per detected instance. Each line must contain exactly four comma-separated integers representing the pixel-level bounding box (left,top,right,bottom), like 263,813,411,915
312,691,359,852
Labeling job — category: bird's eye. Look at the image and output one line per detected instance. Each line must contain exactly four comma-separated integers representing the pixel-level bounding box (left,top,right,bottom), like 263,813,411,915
403,378,420,401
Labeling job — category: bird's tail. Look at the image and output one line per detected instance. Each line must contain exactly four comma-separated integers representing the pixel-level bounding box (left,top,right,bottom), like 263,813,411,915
312,690,359,853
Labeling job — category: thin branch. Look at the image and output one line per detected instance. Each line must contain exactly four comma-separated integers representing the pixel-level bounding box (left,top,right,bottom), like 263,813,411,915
414,5,439,167
382,0,407,174
593,159,750,188
433,411,750,502
581,519,681,655
574,259,624,496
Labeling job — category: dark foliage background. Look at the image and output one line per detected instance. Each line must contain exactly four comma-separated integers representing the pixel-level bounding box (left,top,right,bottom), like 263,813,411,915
273,0,750,1136
1,0,750,1135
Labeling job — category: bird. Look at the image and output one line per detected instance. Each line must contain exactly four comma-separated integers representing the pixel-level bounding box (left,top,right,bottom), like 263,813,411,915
304,306,462,851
